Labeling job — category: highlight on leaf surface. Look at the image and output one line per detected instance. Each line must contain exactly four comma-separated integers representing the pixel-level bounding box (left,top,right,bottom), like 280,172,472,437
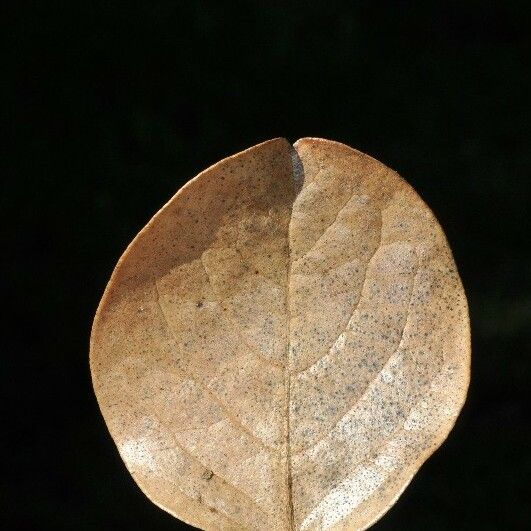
90,138,470,530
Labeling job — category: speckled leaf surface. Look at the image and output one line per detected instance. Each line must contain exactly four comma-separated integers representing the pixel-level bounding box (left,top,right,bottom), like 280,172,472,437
90,138,470,530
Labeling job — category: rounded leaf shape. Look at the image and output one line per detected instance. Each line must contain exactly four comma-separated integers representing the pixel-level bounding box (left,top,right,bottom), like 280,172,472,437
91,138,470,530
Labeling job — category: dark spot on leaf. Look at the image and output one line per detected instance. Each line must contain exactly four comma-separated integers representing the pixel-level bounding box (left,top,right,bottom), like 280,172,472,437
201,469,214,480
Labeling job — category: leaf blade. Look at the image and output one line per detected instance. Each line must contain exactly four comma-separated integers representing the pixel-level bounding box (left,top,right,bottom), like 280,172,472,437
91,137,470,530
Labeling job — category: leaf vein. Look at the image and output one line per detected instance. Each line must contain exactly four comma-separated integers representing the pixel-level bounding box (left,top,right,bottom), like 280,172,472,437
291,211,384,376
294,253,421,457
121,389,269,522
152,276,275,452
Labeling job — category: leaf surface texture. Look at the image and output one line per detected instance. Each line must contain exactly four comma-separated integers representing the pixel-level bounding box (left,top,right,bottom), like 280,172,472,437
91,138,470,530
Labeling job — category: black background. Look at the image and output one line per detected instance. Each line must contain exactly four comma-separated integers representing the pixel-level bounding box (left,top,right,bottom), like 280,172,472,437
4,2,530,530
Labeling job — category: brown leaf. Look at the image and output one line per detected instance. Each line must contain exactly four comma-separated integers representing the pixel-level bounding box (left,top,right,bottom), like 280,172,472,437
90,138,470,530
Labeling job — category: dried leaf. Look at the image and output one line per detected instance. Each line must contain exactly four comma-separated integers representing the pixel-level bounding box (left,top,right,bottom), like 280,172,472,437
90,138,470,530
